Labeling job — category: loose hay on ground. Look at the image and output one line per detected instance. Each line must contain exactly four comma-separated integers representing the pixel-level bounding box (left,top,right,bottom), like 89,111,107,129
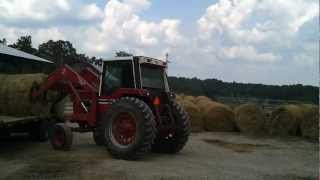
202,102,236,132
267,105,304,136
234,104,266,135
0,74,50,117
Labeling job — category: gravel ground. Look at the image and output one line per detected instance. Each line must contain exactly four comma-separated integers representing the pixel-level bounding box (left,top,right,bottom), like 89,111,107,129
0,132,318,180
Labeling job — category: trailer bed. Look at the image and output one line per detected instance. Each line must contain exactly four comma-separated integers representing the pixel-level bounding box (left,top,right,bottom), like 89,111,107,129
0,115,47,128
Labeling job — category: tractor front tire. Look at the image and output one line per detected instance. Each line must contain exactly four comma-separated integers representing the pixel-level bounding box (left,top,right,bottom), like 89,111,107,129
50,123,73,151
97,97,156,160
152,100,190,153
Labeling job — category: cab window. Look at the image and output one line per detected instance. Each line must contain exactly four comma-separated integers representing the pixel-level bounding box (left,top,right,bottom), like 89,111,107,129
102,60,134,95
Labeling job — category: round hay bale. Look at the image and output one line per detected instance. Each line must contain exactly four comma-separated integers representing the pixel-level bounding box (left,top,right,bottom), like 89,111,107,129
267,105,304,136
175,94,183,102
196,99,218,111
194,96,211,104
203,102,236,132
178,99,204,132
299,104,319,140
234,104,266,135
183,95,197,104
0,74,50,116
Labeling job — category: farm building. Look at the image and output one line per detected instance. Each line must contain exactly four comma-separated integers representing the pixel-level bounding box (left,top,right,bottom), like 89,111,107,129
0,44,54,74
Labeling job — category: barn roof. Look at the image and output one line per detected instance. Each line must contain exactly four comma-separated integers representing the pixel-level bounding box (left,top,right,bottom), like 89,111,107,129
0,45,53,63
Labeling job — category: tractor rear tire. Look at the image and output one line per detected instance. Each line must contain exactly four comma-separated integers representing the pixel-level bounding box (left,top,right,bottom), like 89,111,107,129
152,100,190,153
97,97,156,160
50,123,73,151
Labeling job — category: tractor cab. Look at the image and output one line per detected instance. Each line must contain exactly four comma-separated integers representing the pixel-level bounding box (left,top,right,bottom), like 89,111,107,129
101,56,171,102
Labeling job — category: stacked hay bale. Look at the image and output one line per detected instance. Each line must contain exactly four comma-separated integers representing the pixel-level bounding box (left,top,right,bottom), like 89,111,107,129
177,99,204,132
202,102,236,132
194,97,216,111
175,94,183,102
266,105,304,136
234,104,266,135
0,74,50,117
299,104,319,140
183,95,197,104
175,95,236,132
194,96,211,104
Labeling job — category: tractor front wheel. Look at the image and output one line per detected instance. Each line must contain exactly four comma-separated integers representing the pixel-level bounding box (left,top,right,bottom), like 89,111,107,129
50,123,73,151
97,97,156,160
152,100,190,153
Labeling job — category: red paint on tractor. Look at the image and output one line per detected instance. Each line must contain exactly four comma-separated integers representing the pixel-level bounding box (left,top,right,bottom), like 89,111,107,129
112,112,137,145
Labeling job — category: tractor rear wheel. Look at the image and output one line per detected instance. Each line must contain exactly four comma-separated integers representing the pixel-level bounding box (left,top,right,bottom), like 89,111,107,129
50,123,73,151
97,97,156,160
152,100,190,153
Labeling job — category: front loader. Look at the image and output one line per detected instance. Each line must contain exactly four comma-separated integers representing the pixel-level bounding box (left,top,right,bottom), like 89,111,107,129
33,56,190,160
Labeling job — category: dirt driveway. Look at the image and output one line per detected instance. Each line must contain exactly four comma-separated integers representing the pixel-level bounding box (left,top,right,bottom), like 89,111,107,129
0,132,318,180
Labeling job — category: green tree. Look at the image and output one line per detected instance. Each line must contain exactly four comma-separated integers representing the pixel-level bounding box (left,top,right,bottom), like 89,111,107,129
9,35,37,54
38,40,78,66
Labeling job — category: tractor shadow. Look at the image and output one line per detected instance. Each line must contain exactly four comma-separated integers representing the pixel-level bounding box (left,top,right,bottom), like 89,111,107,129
0,134,40,157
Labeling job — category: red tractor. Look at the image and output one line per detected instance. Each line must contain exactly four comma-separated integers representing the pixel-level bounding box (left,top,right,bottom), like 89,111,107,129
33,56,190,160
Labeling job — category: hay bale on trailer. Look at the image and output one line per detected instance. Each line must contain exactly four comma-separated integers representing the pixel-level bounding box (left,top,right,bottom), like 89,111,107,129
0,74,50,116
234,104,266,135
178,99,204,132
299,104,319,140
203,102,236,132
267,105,303,136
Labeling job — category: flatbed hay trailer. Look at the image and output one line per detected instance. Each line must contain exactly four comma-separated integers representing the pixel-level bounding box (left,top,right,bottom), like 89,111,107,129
0,115,51,141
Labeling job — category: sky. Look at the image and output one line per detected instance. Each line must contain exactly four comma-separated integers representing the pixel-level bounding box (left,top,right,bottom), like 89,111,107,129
0,0,318,86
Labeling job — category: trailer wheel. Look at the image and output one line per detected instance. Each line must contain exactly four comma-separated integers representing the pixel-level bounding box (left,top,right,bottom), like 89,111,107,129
29,119,50,142
50,123,73,151
97,97,156,160
152,100,190,153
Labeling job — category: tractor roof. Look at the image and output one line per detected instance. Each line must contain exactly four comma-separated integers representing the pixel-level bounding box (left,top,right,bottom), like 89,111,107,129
103,56,167,67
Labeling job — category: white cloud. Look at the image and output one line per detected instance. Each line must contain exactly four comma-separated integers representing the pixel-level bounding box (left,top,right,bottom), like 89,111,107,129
86,0,184,55
79,3,104,20
0,0,103,23
123,0,151,11
223,46,279,62
196,0,318,63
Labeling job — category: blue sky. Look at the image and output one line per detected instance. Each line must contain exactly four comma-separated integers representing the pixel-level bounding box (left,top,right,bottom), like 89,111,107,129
0,0,318,85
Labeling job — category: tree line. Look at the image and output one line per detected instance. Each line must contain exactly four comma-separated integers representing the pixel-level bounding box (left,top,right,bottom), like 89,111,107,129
168,77,319,104
2,36,318,104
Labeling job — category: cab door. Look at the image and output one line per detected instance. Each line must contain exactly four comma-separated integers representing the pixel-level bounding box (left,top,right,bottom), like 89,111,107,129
101,60,135,96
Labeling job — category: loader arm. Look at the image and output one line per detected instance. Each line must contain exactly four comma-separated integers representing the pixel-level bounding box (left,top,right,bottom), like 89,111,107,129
32,64,100,126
